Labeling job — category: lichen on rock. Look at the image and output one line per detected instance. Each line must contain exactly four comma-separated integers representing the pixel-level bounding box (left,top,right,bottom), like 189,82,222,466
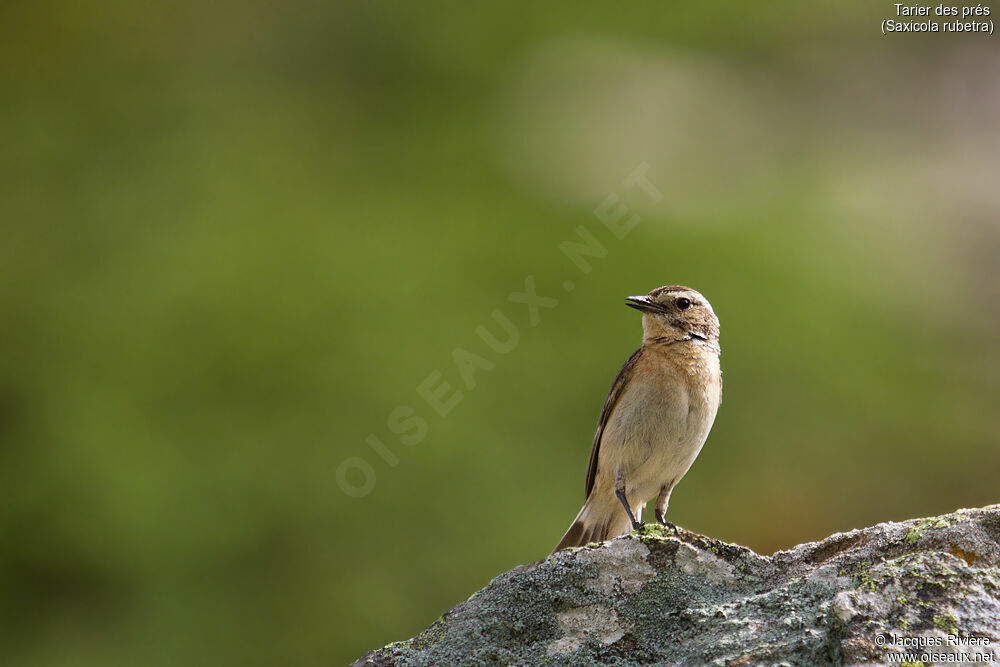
353,505,1000,666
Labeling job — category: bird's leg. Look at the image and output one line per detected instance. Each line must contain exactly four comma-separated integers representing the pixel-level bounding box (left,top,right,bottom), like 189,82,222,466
615,489,642,530
654,485,677,533
615,472,643,530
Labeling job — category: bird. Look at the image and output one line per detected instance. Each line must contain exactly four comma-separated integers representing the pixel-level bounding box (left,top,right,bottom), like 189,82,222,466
553,285,722,553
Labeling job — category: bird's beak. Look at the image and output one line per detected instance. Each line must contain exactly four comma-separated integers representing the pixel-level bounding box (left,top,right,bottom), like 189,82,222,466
625,295,661,313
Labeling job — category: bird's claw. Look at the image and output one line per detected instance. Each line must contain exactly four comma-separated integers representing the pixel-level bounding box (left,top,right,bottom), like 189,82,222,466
655,511,678,533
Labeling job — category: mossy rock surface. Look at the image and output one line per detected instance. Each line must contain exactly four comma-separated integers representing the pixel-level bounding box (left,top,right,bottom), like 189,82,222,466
353,505,1000,666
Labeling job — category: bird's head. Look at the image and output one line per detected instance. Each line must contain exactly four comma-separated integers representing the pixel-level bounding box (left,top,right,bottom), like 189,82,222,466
626,285,720,347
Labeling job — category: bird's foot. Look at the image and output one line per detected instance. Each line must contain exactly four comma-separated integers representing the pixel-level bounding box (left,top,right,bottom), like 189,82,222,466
655,510,678,533
630,519,645,531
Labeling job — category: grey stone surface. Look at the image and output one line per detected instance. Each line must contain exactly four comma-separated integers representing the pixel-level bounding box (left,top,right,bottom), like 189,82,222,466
353,505,1000,666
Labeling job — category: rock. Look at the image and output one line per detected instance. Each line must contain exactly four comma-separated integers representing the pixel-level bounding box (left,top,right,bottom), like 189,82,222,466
353,505,1000,666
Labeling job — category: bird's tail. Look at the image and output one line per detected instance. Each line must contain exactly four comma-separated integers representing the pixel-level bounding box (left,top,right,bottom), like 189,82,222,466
552,494,633,554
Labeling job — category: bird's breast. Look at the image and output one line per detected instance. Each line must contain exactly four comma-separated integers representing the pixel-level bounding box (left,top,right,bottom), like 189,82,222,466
599,345,721,494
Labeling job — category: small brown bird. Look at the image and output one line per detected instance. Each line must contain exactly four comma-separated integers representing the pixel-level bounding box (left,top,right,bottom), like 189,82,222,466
553,286,722,552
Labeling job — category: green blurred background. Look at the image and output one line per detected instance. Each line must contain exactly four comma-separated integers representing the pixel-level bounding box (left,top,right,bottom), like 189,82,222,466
2,1,998,665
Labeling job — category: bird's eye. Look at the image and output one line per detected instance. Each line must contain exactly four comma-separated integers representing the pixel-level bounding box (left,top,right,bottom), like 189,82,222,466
676,298,691,310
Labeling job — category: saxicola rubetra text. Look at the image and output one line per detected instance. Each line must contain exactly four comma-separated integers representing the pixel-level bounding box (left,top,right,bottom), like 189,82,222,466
554,286,722,552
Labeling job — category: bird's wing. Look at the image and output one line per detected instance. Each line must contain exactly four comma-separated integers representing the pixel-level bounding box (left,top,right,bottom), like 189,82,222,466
584,347,643,498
